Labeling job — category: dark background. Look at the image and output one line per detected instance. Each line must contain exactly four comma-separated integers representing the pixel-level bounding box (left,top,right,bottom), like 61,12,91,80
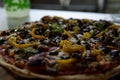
0,0,120,13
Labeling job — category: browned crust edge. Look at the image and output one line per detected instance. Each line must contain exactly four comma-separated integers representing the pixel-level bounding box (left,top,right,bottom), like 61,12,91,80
0,55,120,80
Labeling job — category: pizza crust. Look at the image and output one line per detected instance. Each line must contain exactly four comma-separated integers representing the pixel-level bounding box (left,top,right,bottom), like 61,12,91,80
105,65,120,80
0,55,120,80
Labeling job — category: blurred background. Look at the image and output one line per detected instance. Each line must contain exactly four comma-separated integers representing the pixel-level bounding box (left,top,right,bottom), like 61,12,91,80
0,0,120,13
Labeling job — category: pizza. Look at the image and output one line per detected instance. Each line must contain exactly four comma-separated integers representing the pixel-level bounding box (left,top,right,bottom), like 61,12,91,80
0,16,120,80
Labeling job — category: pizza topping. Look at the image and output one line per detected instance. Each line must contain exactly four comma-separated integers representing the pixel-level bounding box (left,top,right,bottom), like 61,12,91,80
26,57,47,73
91,49,101,56
49,51,59,55
0,16,120,75
110,50,120,59
8,37,40,48
0,37,5,45
82,32,91,39
0,30,10,36
14,47,39,60
14,60,26,69
29,28,46,39
56,58,77,70
27,57,46,66
63,30,72,38
9,49,15,57
71,52,82,59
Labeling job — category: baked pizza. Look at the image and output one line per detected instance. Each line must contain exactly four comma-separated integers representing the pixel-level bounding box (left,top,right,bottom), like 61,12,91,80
0,16,120,80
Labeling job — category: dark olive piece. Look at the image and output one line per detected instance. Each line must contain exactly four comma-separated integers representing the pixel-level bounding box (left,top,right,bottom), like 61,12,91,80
112,29,119,37
41,16,52,23
110,50,120,59
60,55,70,59
85,44,91,50
42,39,50,45
99,46,110,54
14,48,22,54
85,56,95,61
0,38,5,45
39,38,45,42
0,31,8,36
80,63,88,71
7,45,13,49
62,34,68,40
29,38,35,41
77,19,83,27
73,34,78,40
77,40,81,44
5,48,10,54
49,51,58,55
82,28,90,32
27,58,46,66
71,52,81,59
18,40,25,44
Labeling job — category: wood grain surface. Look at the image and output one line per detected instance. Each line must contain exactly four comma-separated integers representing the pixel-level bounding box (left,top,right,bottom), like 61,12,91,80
0,67,15,80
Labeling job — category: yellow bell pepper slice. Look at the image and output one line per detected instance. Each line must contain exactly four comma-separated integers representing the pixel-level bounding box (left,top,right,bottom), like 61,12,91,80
29,28,46,39
82,32,91,39
56,58,77,70
91,49,101,56
63,44,85,53
95,32,103,37
108,24,120,29
60,40,85,53
8,37,40,48
74,26,79,34
59,40,72,48
63,30,72,38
